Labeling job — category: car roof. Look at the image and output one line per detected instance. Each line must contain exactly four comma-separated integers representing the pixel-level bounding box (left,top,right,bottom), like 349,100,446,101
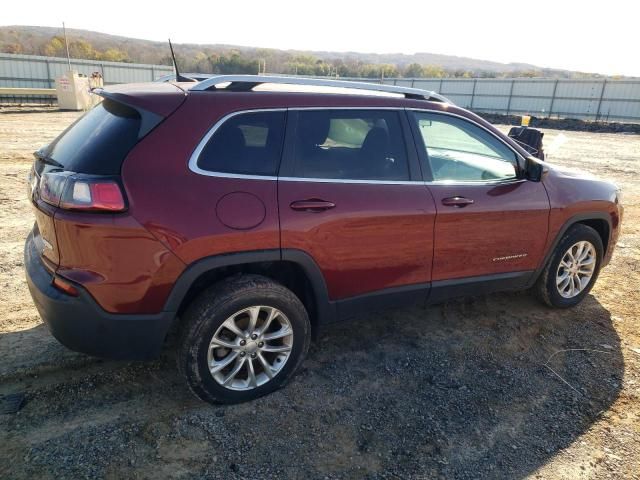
97,79,531,158
154,73,214,82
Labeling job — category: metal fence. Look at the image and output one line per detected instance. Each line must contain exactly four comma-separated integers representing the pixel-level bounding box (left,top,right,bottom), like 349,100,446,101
1,53,639,122
381,77,640,123
0,53,173,104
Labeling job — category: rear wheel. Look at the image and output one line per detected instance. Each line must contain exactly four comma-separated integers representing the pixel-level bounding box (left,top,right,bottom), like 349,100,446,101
178,275,311,404
535,224,603,308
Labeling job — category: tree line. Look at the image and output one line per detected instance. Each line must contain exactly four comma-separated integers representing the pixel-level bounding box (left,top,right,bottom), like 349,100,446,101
166,51,565,79
1,33,613,79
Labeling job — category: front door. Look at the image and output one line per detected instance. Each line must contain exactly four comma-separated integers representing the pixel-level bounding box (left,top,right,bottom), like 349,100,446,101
278,108,436,301
409,111,550,283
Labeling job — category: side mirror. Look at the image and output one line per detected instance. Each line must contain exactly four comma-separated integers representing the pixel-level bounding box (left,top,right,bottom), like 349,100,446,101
525,156,544,182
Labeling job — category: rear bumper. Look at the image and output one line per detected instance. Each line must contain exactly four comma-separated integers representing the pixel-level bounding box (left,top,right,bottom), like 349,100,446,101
24,231,175,360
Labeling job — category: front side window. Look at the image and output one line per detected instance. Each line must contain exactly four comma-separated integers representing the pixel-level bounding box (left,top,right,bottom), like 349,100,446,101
293,110,409,181
413,112,518,182
197,111,285,176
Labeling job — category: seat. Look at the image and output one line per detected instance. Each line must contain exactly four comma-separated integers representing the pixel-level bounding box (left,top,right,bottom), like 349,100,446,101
295,112,331,177
359,127,390,178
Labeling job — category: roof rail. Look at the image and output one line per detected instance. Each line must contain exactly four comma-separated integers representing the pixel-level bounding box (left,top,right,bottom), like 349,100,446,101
190,75,452,103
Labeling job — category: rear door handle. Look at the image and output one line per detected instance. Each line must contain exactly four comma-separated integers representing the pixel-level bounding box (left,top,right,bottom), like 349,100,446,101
441,196,474,207
290,199,336,212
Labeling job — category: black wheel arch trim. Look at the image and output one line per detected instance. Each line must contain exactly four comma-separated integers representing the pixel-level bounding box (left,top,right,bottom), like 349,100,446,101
163,249,280,312
280,249,336,324
163,248,336,323
162,211,613,329
528,211,612,287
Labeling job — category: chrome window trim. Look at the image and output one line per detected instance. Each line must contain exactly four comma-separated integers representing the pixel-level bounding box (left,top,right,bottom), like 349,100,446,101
278,177,423,185
189,106,415,182
196,171,278,181
426,178,527,187
188,108,286,179
188,106,527,187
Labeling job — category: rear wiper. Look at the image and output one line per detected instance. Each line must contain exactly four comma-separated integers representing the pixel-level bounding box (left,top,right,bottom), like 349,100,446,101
33,150,64,168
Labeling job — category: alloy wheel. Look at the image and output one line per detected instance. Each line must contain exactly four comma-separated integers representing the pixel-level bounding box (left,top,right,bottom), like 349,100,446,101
207,306,294,391
555,241,596,298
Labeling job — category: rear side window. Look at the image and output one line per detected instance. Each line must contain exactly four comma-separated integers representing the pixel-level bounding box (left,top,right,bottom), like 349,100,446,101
197,111,286,176
293,110,409,181
44,99,142,175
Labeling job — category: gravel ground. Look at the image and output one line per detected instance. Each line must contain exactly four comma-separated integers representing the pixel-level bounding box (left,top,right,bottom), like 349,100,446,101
0,110,639,479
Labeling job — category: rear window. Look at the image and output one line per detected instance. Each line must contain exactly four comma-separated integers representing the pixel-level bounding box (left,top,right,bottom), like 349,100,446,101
197,111,286,176
43,99,142,175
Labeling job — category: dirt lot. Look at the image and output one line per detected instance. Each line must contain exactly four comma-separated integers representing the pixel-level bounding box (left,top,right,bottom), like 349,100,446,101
0,110,638,479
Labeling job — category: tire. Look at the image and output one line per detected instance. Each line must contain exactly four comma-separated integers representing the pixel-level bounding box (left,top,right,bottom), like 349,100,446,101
535,224,604,308
177,274,311,404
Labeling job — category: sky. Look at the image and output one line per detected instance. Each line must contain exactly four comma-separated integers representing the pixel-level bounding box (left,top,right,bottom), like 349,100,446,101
3,0,640,76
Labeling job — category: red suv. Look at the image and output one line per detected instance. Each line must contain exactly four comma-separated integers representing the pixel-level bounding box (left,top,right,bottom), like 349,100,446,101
25,76,623,404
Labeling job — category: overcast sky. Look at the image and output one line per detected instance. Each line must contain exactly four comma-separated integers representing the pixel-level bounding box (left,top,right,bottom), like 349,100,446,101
4,0,639,76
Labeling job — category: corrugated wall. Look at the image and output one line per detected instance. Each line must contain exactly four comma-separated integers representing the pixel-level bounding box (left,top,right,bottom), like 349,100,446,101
0,53,173,104
386,77,640,122
1,53,639,122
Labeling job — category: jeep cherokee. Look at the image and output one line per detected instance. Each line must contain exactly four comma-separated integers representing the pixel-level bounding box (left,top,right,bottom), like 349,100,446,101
24,75,623,404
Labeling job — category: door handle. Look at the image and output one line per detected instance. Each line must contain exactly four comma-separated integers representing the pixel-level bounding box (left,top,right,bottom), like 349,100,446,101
290,199,336,212
441,196,475,207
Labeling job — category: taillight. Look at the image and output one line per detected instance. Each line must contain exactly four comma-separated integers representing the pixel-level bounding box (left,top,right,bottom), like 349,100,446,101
39,171,73,206
27,165,38,199
39,171,126,212
60,179,126,211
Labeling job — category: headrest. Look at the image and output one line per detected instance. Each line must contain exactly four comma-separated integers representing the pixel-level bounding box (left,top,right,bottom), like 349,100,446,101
298,112,331,147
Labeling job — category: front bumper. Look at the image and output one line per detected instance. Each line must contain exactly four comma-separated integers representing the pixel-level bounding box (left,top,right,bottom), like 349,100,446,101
24,231,174,360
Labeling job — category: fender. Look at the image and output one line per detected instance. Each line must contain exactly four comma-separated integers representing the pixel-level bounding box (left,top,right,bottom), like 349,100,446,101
527,211,612,287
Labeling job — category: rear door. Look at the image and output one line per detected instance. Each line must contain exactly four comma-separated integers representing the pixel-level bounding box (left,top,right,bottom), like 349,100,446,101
278,108,436,306
409,110,550,285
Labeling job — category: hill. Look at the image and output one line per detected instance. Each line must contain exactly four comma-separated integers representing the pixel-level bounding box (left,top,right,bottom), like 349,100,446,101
0,25,608,79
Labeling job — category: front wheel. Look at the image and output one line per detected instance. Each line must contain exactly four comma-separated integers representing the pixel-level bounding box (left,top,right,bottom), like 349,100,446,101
535,224,603,308
178,275,311,404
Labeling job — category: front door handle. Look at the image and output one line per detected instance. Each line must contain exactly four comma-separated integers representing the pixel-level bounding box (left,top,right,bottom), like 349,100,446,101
442,196,475,207
290,199,336,212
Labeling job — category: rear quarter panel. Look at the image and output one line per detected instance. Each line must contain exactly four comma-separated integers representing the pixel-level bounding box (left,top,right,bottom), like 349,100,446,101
54,211,185,313
121,93,283,266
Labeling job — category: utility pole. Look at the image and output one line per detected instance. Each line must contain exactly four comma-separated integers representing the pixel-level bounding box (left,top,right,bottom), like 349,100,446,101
62,22,71,70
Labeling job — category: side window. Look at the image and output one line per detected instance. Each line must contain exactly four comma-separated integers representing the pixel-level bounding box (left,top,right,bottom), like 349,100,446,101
293,110,409,181
413,112,518,182
197,111,285,176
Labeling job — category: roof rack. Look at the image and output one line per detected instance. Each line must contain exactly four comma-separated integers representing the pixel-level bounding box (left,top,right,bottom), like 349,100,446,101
190,75,452,103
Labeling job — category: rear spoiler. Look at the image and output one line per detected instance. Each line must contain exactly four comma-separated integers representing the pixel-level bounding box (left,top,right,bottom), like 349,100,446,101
92,83,187,138
92,89,163,138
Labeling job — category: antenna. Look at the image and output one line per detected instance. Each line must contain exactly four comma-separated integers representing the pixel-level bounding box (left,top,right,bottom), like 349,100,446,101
168,39,196,82
62,22,71,70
